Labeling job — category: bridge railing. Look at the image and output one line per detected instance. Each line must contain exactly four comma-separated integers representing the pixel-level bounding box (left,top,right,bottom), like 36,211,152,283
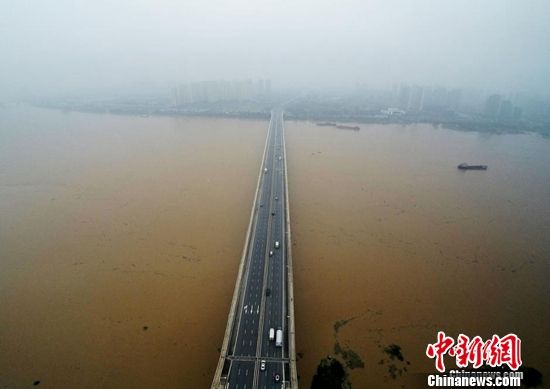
210,113,273,388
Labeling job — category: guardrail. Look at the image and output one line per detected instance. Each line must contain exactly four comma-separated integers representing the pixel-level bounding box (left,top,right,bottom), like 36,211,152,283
211,114,273,388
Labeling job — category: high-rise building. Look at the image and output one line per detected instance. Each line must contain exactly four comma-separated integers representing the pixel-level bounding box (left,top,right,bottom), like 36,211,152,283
398,85,411,110
498,99,514,121
408,85,424,111
171,79,269,106
447,89,462,111
484,94,502,119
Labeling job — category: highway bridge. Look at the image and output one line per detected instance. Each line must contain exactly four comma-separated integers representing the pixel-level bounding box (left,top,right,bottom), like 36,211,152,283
212,109,298,388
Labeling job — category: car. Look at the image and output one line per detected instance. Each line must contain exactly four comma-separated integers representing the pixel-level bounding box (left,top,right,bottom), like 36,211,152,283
274,241,280,249
265,288,271,297
271,211,276,216
273,373,281,382
275,196,278,201
269,250,273,257
260,360,266,371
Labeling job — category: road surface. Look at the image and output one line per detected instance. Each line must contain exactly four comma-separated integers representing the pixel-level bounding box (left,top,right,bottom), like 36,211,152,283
212,109,295,388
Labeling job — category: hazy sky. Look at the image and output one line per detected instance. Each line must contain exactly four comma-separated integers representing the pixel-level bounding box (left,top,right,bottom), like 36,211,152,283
1,0,549,97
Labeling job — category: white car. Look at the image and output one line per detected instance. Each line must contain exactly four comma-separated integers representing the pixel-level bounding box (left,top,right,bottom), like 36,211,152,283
260,360,266,371
269,250,273,257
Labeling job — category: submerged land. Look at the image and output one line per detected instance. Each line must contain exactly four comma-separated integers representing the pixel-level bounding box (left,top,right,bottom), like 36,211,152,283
0,105,549,388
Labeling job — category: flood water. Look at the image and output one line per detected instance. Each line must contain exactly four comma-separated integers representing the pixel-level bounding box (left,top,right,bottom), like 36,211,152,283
286,121,550,387
1,106,549,388
0,106,266,388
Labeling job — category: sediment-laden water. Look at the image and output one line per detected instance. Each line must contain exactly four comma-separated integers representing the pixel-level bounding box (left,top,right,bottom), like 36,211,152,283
1,106,548,388
0,106,265,388
286,120,550,388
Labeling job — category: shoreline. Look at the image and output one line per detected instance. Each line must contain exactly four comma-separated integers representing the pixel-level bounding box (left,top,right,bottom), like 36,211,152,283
28,103,550,137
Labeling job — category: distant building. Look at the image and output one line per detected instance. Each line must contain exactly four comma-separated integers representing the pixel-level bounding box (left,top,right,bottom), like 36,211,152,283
256,79,272,96
408,85,424,111
381,107,405,116
484,94,502,119
426,87,450,111
512,106,522,121
498,99,514,121
392,84,463,113
398,85,411,110
483,94,522,122
171,79,271,106
447,89,462,111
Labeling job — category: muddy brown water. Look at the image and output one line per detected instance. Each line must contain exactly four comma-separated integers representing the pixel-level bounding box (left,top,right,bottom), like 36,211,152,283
1,106,549,388
286,121,550,387
0,106,265,388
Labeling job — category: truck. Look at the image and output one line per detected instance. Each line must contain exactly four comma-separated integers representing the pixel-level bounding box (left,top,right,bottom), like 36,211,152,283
269,328,275,341
275,329,283,347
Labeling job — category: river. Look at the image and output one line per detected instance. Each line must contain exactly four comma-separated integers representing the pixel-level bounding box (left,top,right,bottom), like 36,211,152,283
1,106,548,388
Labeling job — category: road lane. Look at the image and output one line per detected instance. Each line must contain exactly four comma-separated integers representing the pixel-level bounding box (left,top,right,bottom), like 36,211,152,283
224,110,290,389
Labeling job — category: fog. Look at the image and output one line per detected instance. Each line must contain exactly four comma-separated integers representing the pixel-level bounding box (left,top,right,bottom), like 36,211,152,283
1,0,549,97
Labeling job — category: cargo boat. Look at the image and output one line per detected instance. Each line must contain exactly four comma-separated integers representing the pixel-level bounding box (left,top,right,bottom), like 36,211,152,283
316,122,337,126
457,163,488,170
316,122,360,130
336,124,360,131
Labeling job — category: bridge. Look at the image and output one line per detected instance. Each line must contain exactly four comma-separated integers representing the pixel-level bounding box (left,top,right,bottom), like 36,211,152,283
212,109,298,388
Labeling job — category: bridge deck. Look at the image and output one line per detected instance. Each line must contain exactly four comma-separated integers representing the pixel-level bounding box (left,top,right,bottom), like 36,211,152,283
211,110,297,389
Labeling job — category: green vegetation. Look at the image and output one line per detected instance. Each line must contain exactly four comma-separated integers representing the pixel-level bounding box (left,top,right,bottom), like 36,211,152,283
381,344,410,379
333,316,357,334
311,357,351,389
334,342,365,370
383,344,404,362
